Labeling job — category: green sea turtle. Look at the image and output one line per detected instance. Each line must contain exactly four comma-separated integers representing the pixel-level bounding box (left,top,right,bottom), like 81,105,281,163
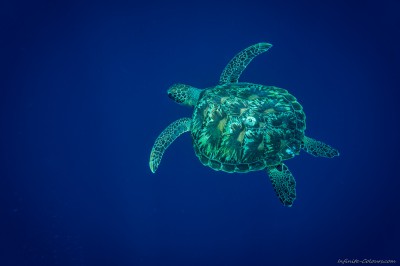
149,43,339,207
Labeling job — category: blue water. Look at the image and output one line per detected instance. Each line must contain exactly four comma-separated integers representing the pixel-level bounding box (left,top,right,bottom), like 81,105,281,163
1,1,399,265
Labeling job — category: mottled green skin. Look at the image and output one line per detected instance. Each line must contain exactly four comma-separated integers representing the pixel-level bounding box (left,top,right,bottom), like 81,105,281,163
150,117,191,173
191,82,306,173
302,136,339,158
219,43,272,84
267,164,296,206
167,84,201,107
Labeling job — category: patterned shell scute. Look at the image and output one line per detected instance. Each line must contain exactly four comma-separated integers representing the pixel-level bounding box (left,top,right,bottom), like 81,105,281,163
191,83,306,173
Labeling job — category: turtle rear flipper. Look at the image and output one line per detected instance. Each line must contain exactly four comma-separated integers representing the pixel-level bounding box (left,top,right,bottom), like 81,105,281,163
302,136,339,158
149,118,192,173
267,164,296,207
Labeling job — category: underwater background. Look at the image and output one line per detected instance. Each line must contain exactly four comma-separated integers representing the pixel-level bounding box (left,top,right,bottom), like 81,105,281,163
1,0,399,265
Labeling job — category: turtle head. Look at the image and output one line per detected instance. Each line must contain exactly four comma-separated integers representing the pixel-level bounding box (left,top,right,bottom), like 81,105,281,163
167,84,202,107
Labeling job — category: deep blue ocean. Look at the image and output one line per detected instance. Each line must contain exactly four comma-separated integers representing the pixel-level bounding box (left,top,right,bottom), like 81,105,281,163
1,1,399,265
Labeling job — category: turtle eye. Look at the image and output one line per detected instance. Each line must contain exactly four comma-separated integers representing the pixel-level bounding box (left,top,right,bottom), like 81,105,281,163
167,91,184,104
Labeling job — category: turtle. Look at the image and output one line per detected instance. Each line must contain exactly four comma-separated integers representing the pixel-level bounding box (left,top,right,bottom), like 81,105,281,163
149,42,339,207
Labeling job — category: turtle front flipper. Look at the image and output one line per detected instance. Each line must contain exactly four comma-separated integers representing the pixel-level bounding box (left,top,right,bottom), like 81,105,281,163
302,136,339,158
149,117,192,173
266,164,296,207
219,42,272,84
